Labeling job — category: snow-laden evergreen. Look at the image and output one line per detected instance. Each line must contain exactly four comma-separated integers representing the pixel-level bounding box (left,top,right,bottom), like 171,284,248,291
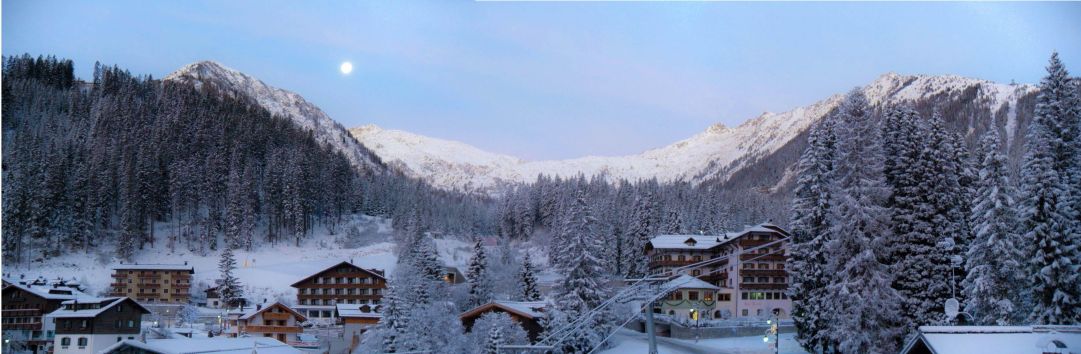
963,129,1026,325
552,190,612,353
1020,52,1081,325
822,89,905,354
788,113,837,353
519,252,542,302
467,239,493,309
216,247,243,309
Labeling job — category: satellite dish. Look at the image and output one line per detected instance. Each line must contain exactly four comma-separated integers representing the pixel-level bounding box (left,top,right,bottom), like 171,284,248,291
945,298,960,319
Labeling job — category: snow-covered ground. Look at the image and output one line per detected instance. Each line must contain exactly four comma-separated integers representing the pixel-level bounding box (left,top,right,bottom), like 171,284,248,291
600,329,808,354
2,215,473,306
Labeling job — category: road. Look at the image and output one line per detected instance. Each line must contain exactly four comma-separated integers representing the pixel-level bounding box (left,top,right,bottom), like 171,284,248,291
602,328,723,354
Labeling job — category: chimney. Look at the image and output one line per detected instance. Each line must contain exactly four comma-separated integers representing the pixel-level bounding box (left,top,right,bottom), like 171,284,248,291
256,304,262,311
72,299,78,312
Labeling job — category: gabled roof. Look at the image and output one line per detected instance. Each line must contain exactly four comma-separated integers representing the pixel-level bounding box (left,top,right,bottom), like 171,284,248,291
47,297,150,318
661,275,720,291
100,337,301,354
289,261,386,287
238,302,307,322
3,282,92,301
647,222,791,251
112,263,194,273
460,301,548,321
335,303,382,319
900,325,1081,354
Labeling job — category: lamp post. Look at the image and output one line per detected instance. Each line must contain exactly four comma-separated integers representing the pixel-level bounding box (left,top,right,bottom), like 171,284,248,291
764,309,779,354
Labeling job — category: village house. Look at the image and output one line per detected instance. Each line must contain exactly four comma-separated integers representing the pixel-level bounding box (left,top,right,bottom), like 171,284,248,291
47,297,150,354
460,300,549,342
645,223,792,319
101,337,302,354
336,303,382,352
900,325,1081,354
290,261,386,321
444,266,466,285
222,302,306,344
2,282,93,354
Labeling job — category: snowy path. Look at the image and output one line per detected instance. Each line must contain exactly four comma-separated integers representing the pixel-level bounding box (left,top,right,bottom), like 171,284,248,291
600,329,809,354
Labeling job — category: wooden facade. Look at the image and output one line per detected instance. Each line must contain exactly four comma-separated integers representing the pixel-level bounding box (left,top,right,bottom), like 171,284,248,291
460,301,547,342
2,283,90,354
49,297,150,354
224,302,306,344
291,262,387,307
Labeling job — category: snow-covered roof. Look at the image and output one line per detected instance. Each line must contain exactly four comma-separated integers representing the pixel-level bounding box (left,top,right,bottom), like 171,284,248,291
4,283,92,301
100,337,302,354
47,297,150,318
901,325,1081,354
460,301,548,320
112,263,195,272
647,223,790,251
661,275,720,291
238,302,306,321
335,303,382,319
289,261,386,287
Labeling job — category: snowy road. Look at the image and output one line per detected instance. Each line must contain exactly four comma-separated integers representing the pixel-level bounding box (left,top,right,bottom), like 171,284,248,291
600,328,809,354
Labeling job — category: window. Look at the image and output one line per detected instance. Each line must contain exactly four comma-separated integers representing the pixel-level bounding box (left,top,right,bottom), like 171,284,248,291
115,320,121,329
756,309,763,316
117,306,122,312
77,337,88,347
757,277,768,283
671,291,683,301
691,270,700,276
704,292,713,302
743,277,753,283
758,263,769,269
61,337,71,346
719,293,731,301
80,320,88,328
741,292,748,300
774,277,786,283
766,293,774,300
741,309,748,316
775,263,785,270
117,337,122,342
688,291,699,301
128,320,135,328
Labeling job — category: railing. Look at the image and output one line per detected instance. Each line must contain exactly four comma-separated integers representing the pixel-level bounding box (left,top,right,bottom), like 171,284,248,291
739,253,785,261
2,309,41,316
262,312,292,321
110,282,128,287
242,325,302,333
740,269,787,277
111,273,127,278
739,283,788,290
648,260,698,268
142,283,161,288
3,322,43,330
699,272,728,282
138,274,162,279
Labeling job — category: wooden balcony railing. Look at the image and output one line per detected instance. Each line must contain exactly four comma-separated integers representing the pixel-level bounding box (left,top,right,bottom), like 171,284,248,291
2,309,41,316
740,269,787,277
648,260,698,268
740,253,786,261
242,325,302,333
2,322,43,330
262,312,293,321
141,283,161,288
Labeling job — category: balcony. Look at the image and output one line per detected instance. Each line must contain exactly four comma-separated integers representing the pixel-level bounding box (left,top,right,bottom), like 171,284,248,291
173,284,191,289
648,260,698,268
242,325,302,333
141,283,161,288
740,269,787,277
111,273,128,278
740,253,786,262
110,282,128,287
262,312,293,321
109,292,127,297
740,283,789,290
2,309,41,316
3,322,42,330
138,274,162,279
699,272,728,282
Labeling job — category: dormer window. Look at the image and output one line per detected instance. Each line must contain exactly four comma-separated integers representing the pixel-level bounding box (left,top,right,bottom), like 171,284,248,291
684,238,697,247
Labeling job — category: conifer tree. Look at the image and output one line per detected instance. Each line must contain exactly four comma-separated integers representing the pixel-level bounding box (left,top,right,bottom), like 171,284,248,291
553,190,610,353
217,247,243,307
484,325,503,354
519,252,542,301
467,240,492,308
963,129,1026,325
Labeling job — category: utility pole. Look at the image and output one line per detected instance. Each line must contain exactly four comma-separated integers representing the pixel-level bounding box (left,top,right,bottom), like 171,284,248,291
644,300,658,354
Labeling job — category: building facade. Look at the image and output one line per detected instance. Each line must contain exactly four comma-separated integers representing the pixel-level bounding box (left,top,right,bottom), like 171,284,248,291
48,297,150,354
460,301,548,342
223,302,306,344
109,264,194,305
2,283,92,354
654,275,722,323
645,223,792,319
290,261,386,321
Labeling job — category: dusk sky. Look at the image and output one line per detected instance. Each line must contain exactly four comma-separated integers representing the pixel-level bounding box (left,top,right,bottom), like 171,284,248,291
4,1,1080,160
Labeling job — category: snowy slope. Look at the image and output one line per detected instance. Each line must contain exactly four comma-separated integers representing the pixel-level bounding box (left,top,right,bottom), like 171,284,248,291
350,73,1036,194
164,61,384,173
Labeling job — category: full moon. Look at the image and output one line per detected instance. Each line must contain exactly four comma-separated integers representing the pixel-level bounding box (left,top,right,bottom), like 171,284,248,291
340,61,353,75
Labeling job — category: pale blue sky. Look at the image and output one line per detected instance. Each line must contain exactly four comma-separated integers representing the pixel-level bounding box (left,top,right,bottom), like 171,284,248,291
4,1,1080,159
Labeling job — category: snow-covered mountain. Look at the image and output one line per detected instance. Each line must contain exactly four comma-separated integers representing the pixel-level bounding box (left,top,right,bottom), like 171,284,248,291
350,73,1036,194
164,61,385,173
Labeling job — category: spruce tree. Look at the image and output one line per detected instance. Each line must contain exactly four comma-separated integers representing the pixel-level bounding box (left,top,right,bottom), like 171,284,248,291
467,240,492,308
1021,52,1081,325
788,113,836,353
553,190,610,353
484,325,504,354
217,247,243,308
823,89,904,354
963,129,1026,325
519,252,542,301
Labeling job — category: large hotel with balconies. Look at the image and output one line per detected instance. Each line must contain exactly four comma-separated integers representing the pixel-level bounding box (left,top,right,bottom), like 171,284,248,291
109,263,194,304
645,222,791,320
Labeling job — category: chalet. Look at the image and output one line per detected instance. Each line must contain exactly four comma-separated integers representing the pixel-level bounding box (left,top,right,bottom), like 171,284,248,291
461,301,548,342
109,263,194,305
900,325,1081,354
47,297,150,354
645,223,792,319
654,275,722,323
336,303,382,352
203,286,247,309
2,283,92,354
444,266,466,285
222,302,306,344
290,261,386,321
101,337,302,354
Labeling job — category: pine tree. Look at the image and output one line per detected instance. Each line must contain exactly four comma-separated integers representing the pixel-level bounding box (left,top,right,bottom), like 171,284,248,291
963,129,1026,325
467,240,492,308
623,191,656,277
553,190,610,353
484,325,504,354
788,113,836,353
378,282,409,353
519,252,542,301
217,247,243,308
1021,52,1081,325
823,89,904,353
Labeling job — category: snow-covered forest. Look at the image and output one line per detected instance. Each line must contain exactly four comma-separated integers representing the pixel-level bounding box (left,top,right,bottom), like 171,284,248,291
787,53,1081,354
